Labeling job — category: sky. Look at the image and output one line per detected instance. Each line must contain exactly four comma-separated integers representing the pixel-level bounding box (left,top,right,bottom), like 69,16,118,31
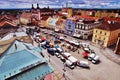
0,0,120,9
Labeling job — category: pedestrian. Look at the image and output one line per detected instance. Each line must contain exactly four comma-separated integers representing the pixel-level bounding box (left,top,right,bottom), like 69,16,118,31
63,73,65,77
78,49,80,54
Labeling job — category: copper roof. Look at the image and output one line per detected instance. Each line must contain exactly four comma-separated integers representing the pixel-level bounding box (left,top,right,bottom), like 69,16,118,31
96,21,120,31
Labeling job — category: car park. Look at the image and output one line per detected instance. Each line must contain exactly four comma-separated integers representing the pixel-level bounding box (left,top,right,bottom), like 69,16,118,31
77,61,89,68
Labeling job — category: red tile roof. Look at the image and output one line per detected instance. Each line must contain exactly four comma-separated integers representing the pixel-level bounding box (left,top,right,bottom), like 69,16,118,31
41,16,49,20
20,12,31,18
0,15,17,22
56,17,63,25
96,21,120,31
0,21,16,27
103,17,120,23
74,15,98,20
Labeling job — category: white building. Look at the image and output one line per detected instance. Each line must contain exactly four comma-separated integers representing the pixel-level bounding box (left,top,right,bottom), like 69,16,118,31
74,19,100,40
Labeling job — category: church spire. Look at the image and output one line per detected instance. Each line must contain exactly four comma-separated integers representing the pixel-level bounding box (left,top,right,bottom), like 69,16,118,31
37,3,40,9
32,4,34,9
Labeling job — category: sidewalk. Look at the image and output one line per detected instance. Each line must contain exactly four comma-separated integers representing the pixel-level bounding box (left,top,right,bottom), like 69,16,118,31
101,48,120,65
89,41,120,65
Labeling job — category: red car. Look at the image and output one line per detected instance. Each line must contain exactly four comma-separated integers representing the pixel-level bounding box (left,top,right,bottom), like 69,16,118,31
82,52,88,58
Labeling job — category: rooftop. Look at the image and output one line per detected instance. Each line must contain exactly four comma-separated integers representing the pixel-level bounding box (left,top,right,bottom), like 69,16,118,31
0,40,53,80
96,21,120,31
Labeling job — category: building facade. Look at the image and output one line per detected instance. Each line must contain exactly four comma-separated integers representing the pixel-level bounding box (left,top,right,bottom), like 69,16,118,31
74,19,100,39
114,33,120,54
65,19,75,35
92,21,120,47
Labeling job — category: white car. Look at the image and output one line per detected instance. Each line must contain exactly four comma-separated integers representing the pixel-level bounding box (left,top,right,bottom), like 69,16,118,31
92,55,100,64
77,61,89,68
54,52,61,58
88,53,100,64
65,60,75,69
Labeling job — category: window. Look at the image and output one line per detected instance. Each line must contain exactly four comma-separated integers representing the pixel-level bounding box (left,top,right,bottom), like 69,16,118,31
99,37,101,39
96,30,97,33
94,39,96,42
100,31,102,34
105,32,106,35
104,38,106,40
95,35,97,38
68,25,71,29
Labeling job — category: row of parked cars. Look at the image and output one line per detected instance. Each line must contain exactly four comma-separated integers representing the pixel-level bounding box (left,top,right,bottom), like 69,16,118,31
34,31,90,69
81,43,100,64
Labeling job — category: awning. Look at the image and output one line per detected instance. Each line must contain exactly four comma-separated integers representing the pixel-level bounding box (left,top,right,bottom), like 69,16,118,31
73,34,81,38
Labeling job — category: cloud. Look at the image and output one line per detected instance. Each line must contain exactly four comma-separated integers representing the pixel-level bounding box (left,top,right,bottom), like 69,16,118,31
0,0,119,8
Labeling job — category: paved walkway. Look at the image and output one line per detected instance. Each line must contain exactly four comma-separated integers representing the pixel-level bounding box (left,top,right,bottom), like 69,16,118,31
88,41,120,65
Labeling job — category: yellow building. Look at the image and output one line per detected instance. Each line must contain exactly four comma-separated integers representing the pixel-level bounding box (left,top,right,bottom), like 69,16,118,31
39,16,49,28
67,8,73,18
114,33,120,54
95,11,102,18
92,21,120,47
19,12,31,25
108,12,116,18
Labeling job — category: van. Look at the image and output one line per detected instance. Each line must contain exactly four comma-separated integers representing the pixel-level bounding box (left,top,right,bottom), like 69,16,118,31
65,60,75,69
77,61,89,68
62,52,71,59
68,56,78,65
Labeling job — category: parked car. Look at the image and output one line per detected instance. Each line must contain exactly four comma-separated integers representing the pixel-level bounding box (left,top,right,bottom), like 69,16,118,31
82,52,88,58
88,53,96,61
56,47,63,53
47,48,55,55
54,52,61,58
68,56,78,65
83,47,91,53
88,53,100,64
59,36,65,40
65,60,75,69
60,56,66,62
91,55,100,64
77,61,89,68
62,52,71,59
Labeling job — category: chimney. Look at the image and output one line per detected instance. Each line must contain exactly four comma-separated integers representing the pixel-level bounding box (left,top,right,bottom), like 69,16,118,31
32,4,34,9
37,3,40,9
107,20,111,24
